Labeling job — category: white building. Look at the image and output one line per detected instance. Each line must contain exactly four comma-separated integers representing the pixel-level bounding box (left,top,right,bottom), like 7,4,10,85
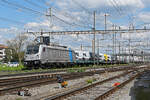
0,44,8,61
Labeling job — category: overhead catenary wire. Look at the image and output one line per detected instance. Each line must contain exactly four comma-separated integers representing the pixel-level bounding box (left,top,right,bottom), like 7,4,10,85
53,15,91,28
23,0,47,10
107,0,128,18
36,0,92,28
0,1,39,16
71,0,92,14
38,0,48,5
111,0,136,24
37,0,74,19
95,0,131,20
122,1,137,25
113,0,134,21
0,0,44,15
112,0,124,14
52,12,92,28
52,8,92,28
0,16,25,25
0,0,142,32
71,0,93,27
1,0,91,29
109,0,122,16
7,0,79,24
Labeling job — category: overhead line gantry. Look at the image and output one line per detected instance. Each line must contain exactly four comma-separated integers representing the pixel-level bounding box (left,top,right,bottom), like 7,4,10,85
27,28,150,35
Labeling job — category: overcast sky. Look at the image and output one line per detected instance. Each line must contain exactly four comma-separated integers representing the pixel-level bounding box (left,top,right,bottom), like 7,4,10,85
0,0,150,53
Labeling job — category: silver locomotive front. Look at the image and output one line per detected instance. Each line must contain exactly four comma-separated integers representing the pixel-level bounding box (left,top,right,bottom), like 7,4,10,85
24,45,41,66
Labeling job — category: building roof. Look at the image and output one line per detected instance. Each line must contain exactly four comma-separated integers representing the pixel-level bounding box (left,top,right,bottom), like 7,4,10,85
0,44,8,49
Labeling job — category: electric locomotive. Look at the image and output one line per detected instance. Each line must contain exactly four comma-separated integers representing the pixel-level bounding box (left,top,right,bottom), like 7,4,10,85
24,35,76,68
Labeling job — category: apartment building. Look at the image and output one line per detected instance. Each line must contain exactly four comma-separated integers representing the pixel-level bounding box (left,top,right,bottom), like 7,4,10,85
0,44,8,61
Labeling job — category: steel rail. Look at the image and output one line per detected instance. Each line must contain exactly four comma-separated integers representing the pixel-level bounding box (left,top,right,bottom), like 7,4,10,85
0,64,143,79
45,70,134,100
95,70,144,100
0,65,143,88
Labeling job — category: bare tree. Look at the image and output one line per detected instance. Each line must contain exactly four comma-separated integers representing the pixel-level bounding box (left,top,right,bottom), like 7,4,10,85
6,33,28,64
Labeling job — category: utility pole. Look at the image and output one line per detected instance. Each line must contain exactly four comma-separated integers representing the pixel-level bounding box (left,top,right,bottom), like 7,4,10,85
114,25,117,60
93,11,96,65
121,46,124,63
119,41,121,63
112,24,115,56
49,8,52,45
104,13,110,33
105,13,107,33
129,26,131,63
49,8,52,17
46,8,52,45
97,38,99,54
80,44,83,50
97,38,99,65
40,29,43,44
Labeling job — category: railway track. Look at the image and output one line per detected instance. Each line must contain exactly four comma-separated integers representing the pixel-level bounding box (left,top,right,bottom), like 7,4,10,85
44,67,147,100
0,65,144,87
0,65,148,96
0,69,67,79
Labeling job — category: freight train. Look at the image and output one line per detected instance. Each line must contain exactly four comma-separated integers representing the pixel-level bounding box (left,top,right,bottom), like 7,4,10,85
24,43,113,68
24,35,140,68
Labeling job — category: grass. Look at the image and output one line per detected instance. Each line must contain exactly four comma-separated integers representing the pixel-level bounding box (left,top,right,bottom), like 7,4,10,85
77,68,86,72
0,64,47,74
67,68,86,73
67,68,76,73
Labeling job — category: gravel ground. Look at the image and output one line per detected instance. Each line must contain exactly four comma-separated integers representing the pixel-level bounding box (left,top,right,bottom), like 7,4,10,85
105,80,135,100
65,71,135,100
0,71,125,100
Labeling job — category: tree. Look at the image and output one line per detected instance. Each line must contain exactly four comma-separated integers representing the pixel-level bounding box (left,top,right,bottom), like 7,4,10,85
6,33,28,64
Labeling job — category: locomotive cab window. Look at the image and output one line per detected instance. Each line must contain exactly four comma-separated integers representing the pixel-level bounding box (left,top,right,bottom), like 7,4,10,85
75,53,79,56
83,53,86,56
26,45,39,54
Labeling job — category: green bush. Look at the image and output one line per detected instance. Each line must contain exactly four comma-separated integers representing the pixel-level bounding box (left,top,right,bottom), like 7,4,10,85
86,78,97,84
86,79,93,84
0,64,24,71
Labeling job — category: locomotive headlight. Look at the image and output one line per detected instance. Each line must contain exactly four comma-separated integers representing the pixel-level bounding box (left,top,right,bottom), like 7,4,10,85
24,62,27,65
34,61,40,64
